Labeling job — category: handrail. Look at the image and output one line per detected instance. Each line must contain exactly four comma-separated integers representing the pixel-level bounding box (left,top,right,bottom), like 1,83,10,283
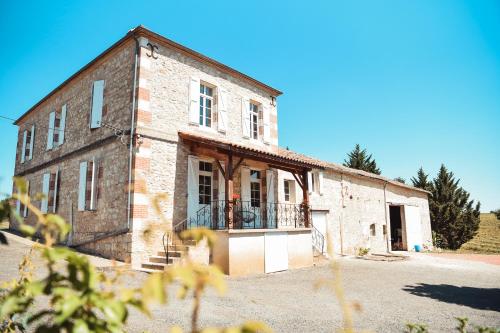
161,204,211,265
311,222,325,256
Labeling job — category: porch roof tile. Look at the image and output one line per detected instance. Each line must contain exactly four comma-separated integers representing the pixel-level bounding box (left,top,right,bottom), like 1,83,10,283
178,130,430,194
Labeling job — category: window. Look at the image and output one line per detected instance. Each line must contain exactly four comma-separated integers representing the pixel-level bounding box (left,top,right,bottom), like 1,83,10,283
283,179,296,203
47,105,67,150
199,84,213,128
199,161,212,205
249,102,259,140
370,223,376,236
250,170,261,208
41,170,60,214
21,125,35,163
308,171,323,195
78,158,102,211
284,180,290,202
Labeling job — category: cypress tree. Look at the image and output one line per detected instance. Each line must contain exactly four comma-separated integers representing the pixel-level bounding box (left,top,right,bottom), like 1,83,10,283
393,177,406,184
411,167,432,191
429,164,481,249
343,144,381,175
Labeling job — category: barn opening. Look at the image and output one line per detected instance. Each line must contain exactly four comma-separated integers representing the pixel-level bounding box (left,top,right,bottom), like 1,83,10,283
389,205,407,251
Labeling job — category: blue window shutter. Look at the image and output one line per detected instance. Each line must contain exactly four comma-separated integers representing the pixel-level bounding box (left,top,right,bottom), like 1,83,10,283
90,80,104,128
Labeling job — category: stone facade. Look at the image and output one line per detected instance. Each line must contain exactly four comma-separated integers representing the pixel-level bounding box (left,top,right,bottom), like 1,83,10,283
12,39,136,261
278,168,432,255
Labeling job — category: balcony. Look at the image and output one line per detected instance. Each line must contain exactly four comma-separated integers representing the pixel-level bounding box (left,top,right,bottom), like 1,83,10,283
175,200,310,232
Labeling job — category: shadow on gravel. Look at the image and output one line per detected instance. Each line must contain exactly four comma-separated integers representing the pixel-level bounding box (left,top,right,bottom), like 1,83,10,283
403,283,500,312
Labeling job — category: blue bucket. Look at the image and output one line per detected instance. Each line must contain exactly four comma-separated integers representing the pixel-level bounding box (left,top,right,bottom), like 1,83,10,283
414,245,422,252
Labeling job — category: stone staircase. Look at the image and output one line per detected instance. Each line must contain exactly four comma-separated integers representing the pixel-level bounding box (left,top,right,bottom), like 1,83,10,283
140,239,197,272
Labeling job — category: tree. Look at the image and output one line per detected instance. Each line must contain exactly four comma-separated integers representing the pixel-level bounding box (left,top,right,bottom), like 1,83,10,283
393,177,406,184
428,165,481,249
492,209,500,220
411,167,432,191
343,144,381,175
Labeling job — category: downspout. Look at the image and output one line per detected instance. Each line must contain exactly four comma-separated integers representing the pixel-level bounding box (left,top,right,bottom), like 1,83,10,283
383,181,390,253
126,33,140,231
339,173,344,255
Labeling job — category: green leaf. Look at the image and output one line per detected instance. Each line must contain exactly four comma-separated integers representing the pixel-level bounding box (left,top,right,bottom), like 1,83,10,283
55,294,83,324
142,272,167,304
73,319,90,333
101,299,127,324
19,224,36,237
46,214,71,240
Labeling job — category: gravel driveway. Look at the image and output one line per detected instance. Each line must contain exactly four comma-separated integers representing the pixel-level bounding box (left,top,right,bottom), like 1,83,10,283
1,231,499,332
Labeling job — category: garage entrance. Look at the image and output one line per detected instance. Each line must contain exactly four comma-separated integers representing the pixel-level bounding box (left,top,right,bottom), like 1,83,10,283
389,205,407,250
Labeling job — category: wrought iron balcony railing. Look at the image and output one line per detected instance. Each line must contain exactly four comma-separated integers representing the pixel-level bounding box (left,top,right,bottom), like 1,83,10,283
174,200,310,232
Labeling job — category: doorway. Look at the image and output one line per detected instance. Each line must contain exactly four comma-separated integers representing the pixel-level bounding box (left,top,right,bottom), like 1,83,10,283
389,205,407,250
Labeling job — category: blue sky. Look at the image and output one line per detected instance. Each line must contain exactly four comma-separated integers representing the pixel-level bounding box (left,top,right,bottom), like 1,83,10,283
0,0,499,211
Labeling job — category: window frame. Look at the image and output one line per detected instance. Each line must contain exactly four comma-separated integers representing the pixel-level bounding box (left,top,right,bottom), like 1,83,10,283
199,83,214,128
198,160,213,205
249,102,259,140
250,170,261,208
284,180,290,202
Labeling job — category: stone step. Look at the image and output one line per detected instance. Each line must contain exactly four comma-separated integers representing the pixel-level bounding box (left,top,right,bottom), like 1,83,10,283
156,250,183,257
141,262,167,271
149,255,181,264
166,244,190,251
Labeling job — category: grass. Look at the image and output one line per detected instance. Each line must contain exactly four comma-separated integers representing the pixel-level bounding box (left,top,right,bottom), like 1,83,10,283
459,213,500,254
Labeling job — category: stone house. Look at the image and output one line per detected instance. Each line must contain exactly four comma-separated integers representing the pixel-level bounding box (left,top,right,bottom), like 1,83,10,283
11,26,432,276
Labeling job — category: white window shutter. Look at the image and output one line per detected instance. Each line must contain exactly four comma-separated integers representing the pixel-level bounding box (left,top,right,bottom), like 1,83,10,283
318,171,324,195
21,130,27,163
41,173,50,213
262,105,271,144
28,125,35,160
90,80,104,128
241,98,250,138
47,111,55,150
187,155,199,220
89,158,98,210
218,161,225,200
58,104,67,145
53,170,59,213
78,161,87,211
266,169,275,204
240,167,251,202
307,172,313,194
23,180,30,217
217,87,228,133
188,77,200,125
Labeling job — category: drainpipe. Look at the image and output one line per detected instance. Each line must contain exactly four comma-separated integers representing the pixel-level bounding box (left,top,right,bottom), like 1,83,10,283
383,181,390,253
340,173,344,255
126,33,140,231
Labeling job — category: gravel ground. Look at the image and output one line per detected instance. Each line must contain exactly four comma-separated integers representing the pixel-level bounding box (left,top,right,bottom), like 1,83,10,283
1,231,499,333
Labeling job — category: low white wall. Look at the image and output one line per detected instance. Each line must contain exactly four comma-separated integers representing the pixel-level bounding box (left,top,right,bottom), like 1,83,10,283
211,228,313,276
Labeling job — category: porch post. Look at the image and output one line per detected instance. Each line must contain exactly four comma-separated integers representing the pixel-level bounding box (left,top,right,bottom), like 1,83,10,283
225,152,234,229
302,169,311,228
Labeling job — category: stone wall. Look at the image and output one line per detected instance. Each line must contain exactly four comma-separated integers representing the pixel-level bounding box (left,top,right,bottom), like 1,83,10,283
278,168,433,255
12,40,136,262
